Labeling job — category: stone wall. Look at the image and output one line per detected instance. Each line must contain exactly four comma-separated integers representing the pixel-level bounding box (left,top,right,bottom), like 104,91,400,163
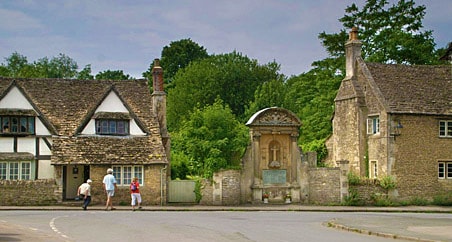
200,170,241,206
308,167,341,204
0,179,60,206
89,164,167,206
350,182,386,205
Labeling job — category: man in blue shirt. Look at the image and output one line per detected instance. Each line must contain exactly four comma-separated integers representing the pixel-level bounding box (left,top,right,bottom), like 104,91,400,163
102,168,118,210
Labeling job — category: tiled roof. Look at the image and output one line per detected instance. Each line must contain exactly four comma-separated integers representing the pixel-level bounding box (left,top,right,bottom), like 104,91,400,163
0,77,167,165
365,63,452,115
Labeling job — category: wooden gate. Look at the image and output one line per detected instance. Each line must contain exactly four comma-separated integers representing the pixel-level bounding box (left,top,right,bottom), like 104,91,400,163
168,180,196,203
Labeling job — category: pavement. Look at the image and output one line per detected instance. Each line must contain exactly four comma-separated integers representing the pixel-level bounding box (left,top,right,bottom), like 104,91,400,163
1,204,451,242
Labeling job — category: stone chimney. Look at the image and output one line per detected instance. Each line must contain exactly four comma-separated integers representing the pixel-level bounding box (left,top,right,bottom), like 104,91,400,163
345,27,362,78
151,58,170,162
152,58,164,93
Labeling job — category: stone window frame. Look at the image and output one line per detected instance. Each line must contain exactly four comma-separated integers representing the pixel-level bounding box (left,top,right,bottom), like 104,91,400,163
367,116,380,135
369,160,378,179
112,165,143,186
439,120,452,138
0,161,32,180
438,161,452,179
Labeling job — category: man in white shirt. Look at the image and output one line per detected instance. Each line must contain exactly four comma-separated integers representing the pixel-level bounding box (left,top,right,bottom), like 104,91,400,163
102,168,117,211
77,179,92,210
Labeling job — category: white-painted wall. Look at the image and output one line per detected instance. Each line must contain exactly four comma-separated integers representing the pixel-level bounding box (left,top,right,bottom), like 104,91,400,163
38,160,54,179
0,87,34,109
0,138,14,152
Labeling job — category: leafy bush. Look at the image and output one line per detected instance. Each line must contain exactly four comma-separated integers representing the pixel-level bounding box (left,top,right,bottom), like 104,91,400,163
347,172,361,185
432,193,452,206
379,175,397,190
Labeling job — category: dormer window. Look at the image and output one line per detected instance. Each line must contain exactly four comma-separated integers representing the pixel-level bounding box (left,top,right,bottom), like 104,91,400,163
93,112,130,136
1,116,35,135
95,119,129,135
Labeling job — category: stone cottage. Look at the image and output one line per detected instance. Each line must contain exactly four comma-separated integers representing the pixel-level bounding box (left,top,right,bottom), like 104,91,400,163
0,59,170,206
325,28,452,200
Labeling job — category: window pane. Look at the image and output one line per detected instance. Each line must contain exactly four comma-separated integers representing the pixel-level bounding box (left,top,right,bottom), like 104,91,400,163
21,162,31,180
440,121,446,136
447,122,452,137
109,120,117,134
0,162,7,179
134,166,143,184
9,162,19,180
28,117,35,134
117,121,125,134
124,166,132,185
11,117,18,132
20,117,27,132
439,162,445,178
112,166,121,185
2,117,9,133
101,120,109,133
447,163,452,179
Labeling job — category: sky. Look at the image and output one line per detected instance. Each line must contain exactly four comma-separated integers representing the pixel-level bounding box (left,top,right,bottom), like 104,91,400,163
0,0,451,79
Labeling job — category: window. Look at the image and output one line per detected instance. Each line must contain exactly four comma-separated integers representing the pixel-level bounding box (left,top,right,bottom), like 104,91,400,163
0,161,32,180
439,121,452,137
95,120,129,135
1,116,35,134
369,160,378,179
112,165,143,185
438,161,452,179
367,116,380,134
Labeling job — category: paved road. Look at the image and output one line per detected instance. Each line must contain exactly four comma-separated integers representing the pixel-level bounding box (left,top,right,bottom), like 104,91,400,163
0,205,451,242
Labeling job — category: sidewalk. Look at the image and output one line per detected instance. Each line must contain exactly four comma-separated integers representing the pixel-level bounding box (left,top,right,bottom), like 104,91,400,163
1,204,451,241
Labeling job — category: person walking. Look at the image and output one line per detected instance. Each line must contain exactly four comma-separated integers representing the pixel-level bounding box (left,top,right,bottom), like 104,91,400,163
77,179,92,210
130,177,142,211
102,168,117,211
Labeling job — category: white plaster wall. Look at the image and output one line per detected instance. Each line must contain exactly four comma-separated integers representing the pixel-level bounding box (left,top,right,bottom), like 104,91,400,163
96,92,128,112
0,87,34,109
39,138,52,155
38,160,54,179
35,119,51,136
0,138,14,152
17,138,35,153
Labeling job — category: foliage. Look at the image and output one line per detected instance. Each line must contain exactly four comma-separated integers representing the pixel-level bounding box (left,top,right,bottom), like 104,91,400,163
318,0,439,64
171,100,249,179
194,179,203,203
347,172,361,186
77,64,94,80
143,38,209,85
379,175,397,190
370,192,395,207
167,51,280,131
95,70,131,80
244,77,287,120
432,193,452,206
303,138,328,165
0,52,78,78
343,187,364,206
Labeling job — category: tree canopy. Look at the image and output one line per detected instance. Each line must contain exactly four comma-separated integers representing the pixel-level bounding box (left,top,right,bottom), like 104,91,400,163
167,51,281,131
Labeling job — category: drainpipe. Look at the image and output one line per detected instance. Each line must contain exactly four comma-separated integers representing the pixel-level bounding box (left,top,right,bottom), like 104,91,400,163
160,165,167,206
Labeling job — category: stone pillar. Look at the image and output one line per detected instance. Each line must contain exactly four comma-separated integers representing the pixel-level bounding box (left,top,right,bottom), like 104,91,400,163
337,159,350,202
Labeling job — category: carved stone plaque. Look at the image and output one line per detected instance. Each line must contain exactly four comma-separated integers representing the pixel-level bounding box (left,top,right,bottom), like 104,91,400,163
263,169,286,185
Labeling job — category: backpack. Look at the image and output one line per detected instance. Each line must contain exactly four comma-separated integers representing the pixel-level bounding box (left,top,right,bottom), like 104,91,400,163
131,183,137,191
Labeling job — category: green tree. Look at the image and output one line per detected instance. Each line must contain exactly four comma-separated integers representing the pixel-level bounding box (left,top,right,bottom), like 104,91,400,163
171,100,249,178
318,0,438,64
167,51,280,131
244,77,287,120
0,52,79,78
77,64,94,80
0,52,33,77
95,70,131,80
143,38,209,85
